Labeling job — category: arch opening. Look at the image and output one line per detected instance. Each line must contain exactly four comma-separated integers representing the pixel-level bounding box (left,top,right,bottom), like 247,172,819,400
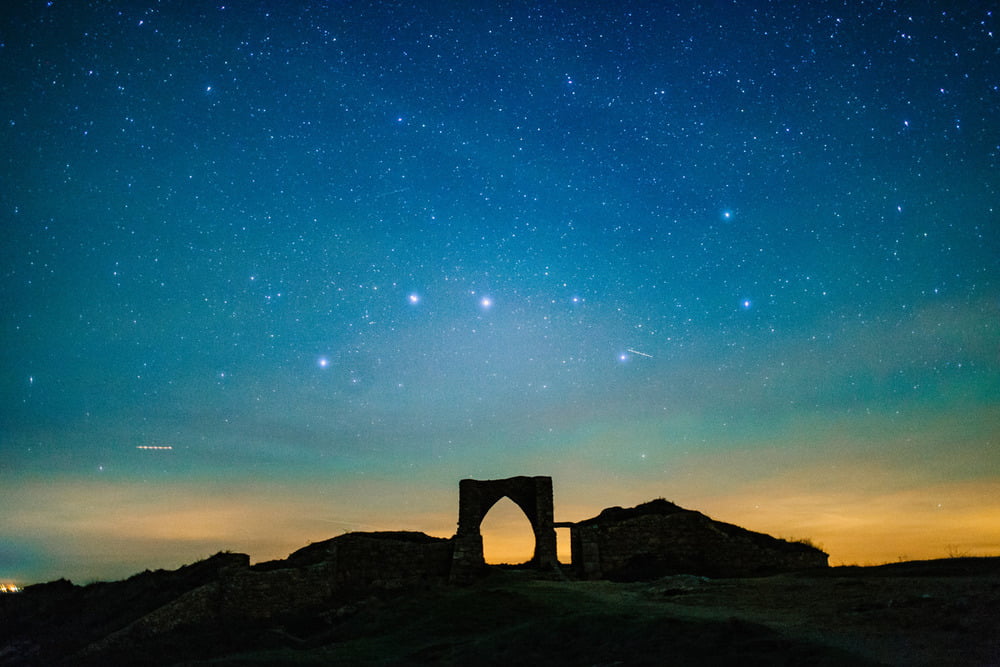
480,496,536,565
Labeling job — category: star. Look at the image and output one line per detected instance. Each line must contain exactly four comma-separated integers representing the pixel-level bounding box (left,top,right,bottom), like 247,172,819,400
408,293,420,305
317,356,330,369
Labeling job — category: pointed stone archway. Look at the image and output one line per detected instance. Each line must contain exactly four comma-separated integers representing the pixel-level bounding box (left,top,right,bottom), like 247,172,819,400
450,476,557,581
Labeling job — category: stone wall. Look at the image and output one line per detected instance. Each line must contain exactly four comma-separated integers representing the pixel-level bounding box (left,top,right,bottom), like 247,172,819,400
81,532,454,657
299,532,454,591
571,500,828,580
218,532,453,616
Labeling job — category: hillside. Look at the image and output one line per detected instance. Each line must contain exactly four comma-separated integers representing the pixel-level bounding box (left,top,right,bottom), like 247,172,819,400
2,556,999,665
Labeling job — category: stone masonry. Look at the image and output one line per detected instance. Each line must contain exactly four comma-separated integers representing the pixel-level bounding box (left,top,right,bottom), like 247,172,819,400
569,499,828,580
451,476,558,582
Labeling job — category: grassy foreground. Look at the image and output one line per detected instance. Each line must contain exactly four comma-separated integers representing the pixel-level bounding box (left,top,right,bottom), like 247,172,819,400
178,559,1000,666
5,558,998,665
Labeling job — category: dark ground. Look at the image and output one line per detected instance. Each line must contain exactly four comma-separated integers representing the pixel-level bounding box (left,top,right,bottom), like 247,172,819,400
2,557,999,666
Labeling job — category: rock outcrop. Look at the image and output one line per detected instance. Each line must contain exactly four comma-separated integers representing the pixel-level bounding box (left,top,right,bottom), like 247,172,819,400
1,532,452,665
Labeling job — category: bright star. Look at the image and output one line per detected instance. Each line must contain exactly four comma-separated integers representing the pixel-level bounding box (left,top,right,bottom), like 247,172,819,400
480,296,493,309
740,299,752,310
408,293,420,305
317,356,330,368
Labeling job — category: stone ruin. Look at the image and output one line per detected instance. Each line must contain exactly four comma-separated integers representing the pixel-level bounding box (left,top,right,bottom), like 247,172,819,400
451,477,827,581
568,498,829,580
15,475,829,660
450,475,558,582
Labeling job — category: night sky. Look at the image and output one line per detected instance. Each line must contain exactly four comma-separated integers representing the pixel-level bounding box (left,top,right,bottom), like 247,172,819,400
3,2,999,585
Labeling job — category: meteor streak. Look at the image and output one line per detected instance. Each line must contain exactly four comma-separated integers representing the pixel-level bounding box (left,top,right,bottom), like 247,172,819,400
627,348,653,358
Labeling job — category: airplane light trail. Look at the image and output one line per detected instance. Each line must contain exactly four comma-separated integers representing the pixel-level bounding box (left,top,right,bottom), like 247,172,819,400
627,348,653,358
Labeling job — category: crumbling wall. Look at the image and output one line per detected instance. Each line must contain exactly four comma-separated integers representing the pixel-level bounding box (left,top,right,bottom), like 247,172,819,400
572,501,828,580
307,532,454,591
81,533,454,657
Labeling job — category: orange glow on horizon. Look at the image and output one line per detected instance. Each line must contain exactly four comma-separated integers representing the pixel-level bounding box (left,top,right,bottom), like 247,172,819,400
478,497,573,564
4,466,999,584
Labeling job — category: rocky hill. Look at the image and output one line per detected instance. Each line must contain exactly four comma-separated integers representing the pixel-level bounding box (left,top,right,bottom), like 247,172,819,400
3,555,1000,666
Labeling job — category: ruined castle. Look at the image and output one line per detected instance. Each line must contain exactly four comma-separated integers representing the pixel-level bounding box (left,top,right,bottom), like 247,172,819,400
81,476,827,646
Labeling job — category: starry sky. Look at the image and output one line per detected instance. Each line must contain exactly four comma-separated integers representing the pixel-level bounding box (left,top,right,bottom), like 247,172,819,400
2,2,999,585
